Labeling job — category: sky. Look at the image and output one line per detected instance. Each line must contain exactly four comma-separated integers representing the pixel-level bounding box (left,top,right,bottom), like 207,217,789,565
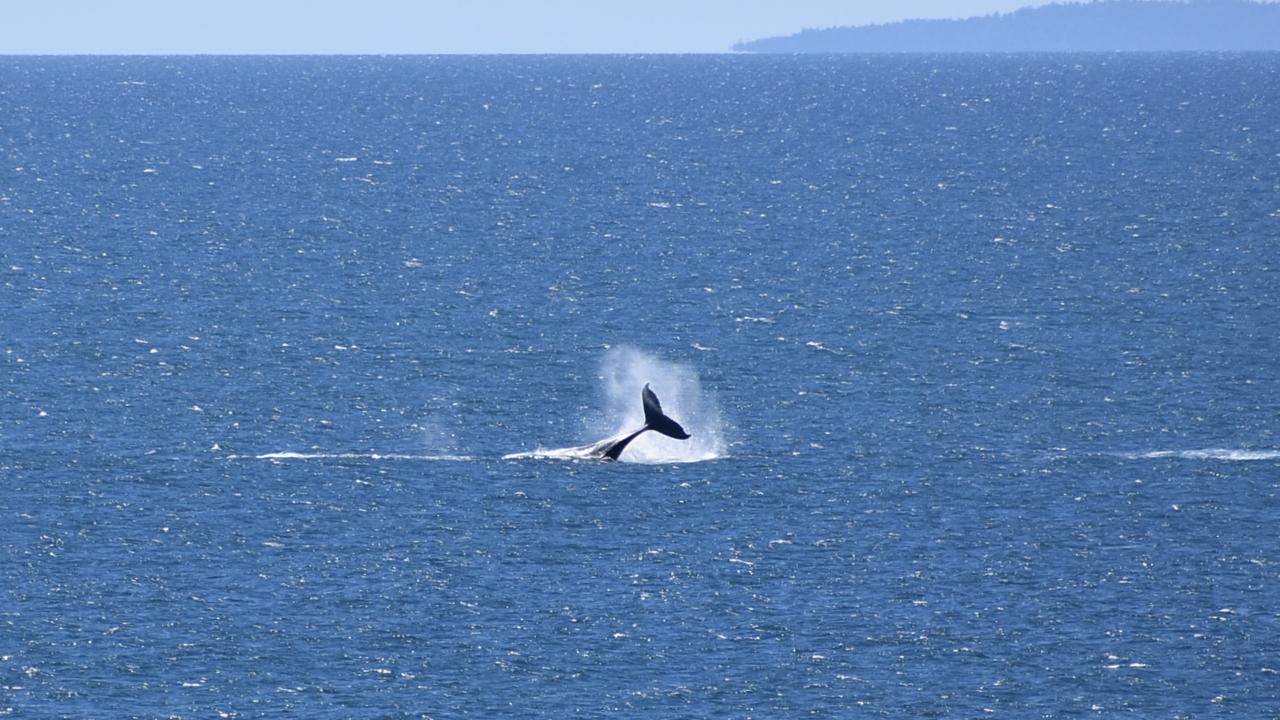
0,0,1067,54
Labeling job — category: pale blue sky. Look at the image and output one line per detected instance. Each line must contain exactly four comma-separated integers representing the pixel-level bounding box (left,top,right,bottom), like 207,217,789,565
2,0,1065,54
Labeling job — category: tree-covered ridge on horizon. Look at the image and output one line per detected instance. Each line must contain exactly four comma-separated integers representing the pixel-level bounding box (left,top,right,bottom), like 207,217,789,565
734,0,1280,53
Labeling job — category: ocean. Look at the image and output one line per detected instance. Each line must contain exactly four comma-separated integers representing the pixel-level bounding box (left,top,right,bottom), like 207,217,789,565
2,54,1278,717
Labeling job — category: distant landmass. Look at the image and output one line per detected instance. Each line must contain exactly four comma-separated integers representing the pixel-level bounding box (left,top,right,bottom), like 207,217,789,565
733,0,1280,53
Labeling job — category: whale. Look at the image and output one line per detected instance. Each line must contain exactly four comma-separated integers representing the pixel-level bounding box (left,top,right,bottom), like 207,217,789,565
569,383,691,461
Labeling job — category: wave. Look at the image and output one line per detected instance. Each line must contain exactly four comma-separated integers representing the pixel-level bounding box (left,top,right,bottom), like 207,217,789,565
1130,449,1280,462
229,451,473,462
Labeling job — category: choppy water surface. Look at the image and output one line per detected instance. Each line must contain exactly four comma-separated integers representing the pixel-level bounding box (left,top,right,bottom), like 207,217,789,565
2,55,1278,717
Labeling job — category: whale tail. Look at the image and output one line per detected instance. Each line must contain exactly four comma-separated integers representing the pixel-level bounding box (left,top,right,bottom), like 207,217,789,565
524,382,692,461
642,384,691,440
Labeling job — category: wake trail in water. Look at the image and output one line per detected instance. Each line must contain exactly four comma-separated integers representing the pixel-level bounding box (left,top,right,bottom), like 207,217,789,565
507,346,729,464
503,441,723,464
229,451,474,462
1128,448,1280,462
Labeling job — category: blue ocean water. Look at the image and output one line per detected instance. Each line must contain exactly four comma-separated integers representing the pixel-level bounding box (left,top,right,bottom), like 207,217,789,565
2,54,1278,717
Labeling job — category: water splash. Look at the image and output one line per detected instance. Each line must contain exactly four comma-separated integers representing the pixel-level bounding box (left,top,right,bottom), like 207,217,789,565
592,346,727,463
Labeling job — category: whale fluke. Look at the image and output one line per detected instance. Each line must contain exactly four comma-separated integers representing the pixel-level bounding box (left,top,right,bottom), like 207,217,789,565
504,383,694,462
542,381,691,458
641,383,690,440
592,384,691,461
